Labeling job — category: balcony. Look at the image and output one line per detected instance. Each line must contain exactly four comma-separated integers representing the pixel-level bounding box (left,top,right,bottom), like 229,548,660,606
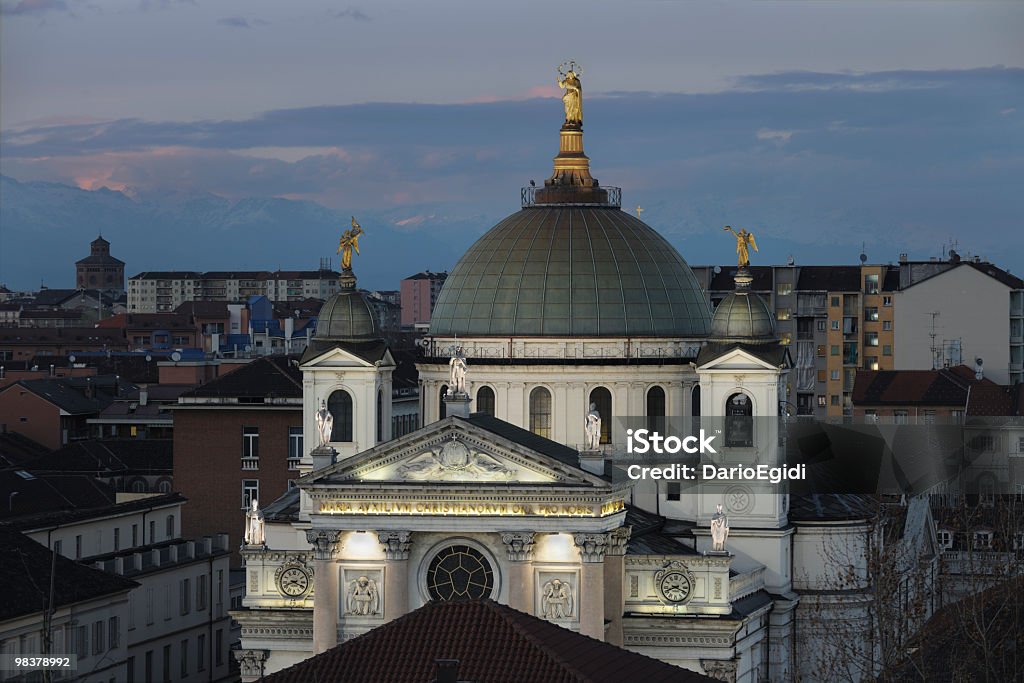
241,457,259,471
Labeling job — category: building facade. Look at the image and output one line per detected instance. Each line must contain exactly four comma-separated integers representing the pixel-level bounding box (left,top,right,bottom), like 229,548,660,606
76,235,126,292
128,270,341,313
399,271,447,329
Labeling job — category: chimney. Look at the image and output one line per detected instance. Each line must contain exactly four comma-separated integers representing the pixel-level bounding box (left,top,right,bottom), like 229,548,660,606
433,660,461,683
975,357,984,381
139,384,149,406
84,378,95,399
203,536,213,554
185,540,196,559
898,253,908,263
217,532,230,551
49,364,55,377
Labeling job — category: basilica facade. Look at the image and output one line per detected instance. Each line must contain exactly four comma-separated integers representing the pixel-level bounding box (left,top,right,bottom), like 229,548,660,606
231,71,912,683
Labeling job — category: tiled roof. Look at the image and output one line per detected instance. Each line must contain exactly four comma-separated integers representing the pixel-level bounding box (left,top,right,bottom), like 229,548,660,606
300,339,389,365
624,505,698,556
852,367,985,406
2,491,185,531
130,271,202,280
174,301,231,318
2,377,123,414
795,265,863,292
0,327,126,345
902,260,1024,291
0,526,137,621
96,312,194,330
180,355,302,399
403,271,448,281
261,599,714,683
30,439,173,475
0,432,50,468
0,470,115,522
789,494,874,521
697,342,790,368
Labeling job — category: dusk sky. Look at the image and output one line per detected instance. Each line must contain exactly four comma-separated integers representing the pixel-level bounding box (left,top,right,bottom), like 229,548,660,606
1,0,1022,289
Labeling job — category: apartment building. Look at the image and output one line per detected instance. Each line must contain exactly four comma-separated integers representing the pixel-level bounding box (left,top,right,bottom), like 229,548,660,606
129,270,341,313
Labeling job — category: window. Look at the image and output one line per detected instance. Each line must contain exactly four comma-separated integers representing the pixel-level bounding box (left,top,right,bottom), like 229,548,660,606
831,296,840,307
831,395,840,406
108,617,119,649
288,427,303,468
865,356,879,371
149,520,155,543
127,656,135,683
92,620,104,655
646,386,666,431
817,395,827,407
163,644,171,682
166,514,174,538
883,344,892,356
725,393,753,447
242,480,259,510
883,295,892,306
132,524,138,546
894,410,909,425
780,333,792,346
197,634,206,671
937,530,952,550
529,387,552,438
181,578,191,615
180,639,188,678
864,307,879,322
831,345,839,356
817,369,827,382
145,651,153,682
197,574,208,611
53,539,62,556
777,283,793,296
328,390,354,441
75,534,82,559
970,435,995,452
242,427,259,469
588,387,613,444
816,319,827,332
438,385,448,419
831,320,840,331
476,386,496,416
864,410,878,422
76,625,88,657
864,273,879,294
973,531,993,550
376,390,383,442
215,629,223,666
666,481,681,501
883,320,892,331
426,545,494,601
865,332,879,347
145,588,154,625
817,345,826,357
776,308,791,321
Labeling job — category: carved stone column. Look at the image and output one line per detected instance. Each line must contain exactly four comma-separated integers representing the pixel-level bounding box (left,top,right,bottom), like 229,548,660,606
573,532,609,640
501,532,535,613
233,649,268,683
306,529,342,654
603,526,631,646
378,531,412,622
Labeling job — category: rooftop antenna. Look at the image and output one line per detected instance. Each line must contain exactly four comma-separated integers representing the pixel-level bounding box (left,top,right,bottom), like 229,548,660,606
928,311,941,369
859,242,867,264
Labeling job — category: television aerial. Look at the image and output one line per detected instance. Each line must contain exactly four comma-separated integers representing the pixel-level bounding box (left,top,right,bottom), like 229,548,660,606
171,351,182,362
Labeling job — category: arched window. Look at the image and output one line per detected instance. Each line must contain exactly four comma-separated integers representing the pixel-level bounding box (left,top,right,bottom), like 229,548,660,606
157,480,172,494
130,479,146,493
328,390,354,442
725,392,754,447
529,387,552,438
646,386,666,431
165,514,175,538
476,386,495,416
588,387,612,444
376,390,383,442
691,384,701,417
439,385,448,420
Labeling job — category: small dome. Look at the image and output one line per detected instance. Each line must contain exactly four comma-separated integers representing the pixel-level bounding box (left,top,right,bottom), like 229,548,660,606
710,291,776,341
314,288,380,341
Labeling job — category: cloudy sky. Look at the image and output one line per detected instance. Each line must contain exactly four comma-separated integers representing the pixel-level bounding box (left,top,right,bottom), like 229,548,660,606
1,0,1023,287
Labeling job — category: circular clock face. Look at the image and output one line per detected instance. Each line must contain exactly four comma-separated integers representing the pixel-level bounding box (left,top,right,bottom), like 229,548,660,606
278,567,310,597
660,571,692,603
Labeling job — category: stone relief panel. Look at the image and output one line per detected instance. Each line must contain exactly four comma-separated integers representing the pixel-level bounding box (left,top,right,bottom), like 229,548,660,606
535,569,579,624
342,568,384,619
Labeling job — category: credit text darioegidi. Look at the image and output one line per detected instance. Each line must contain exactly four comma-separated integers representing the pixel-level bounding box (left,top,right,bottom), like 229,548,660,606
625,463,806,484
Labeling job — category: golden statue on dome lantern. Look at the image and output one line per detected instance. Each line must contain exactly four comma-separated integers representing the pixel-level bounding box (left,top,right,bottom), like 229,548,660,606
724,225,758,268
337,216,364,271
557,61,583,126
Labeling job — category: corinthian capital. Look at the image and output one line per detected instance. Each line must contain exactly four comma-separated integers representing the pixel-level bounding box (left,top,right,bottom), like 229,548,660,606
606,526,632,557
572,532,610,563
305,529,342,561
378,531,413,560
500,532,536,562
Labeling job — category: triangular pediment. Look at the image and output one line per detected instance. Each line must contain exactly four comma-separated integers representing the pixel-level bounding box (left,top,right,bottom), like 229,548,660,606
698,345,781,372
306,417,607,488
300,344,394,369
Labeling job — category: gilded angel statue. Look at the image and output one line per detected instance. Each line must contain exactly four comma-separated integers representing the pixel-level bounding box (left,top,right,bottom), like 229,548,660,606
337,216,364,271
724,225,758,267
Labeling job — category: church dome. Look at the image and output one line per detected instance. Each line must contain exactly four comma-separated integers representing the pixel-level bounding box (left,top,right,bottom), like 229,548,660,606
430,207,711,337
709,289,776,341
314,286,380,341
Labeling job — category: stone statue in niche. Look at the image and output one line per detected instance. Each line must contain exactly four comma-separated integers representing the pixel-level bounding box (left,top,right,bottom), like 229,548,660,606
346,575,380,616
541,578,574,619
584,402,602,450
448,347,468,396
244,499,265,546
710,503,730,552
